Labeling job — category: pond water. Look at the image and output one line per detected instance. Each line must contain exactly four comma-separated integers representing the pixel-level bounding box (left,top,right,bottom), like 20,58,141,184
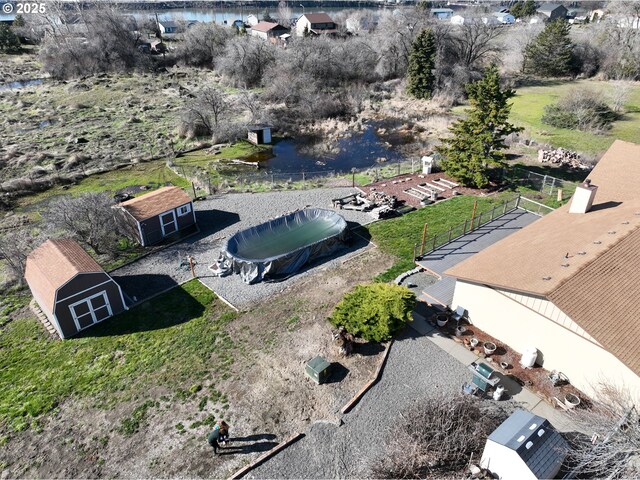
0,79,44,91
257,124,406,175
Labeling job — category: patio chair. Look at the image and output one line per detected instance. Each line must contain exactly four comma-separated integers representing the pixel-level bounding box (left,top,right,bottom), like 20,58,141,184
451,306,466,323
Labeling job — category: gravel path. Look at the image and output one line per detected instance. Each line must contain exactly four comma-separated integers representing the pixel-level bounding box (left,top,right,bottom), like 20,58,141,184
248,327,470,479
110,188,375,308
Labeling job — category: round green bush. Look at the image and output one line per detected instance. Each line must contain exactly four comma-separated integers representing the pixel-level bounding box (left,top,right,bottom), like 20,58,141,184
329,283,416,342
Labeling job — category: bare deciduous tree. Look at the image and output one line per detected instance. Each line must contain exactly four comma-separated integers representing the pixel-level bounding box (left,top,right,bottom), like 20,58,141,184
565,381,640,479
448,22,504,70
216,36,277,88
177,22,232,68
369,395,512,478
0,229,45,284
277,1,293,27
42,192,130,256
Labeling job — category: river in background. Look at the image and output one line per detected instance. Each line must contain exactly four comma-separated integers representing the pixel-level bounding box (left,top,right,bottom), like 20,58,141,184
130,5,390,24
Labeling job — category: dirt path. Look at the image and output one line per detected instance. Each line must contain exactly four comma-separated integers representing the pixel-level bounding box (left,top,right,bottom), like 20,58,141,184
0,248,395,479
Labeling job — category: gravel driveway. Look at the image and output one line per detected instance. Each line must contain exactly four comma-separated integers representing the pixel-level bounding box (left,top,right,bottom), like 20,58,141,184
111,188,375,308
248,327,470,478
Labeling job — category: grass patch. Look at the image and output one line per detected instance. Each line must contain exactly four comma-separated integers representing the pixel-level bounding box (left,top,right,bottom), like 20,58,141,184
366,195,506,282
176,141,271,165
17,161,190,211
0,280,237,432
509,80,640,154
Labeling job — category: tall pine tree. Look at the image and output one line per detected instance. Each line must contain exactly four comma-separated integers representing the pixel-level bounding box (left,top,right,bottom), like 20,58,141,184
437,65,522,188
407,29,437,100
523,20,575,77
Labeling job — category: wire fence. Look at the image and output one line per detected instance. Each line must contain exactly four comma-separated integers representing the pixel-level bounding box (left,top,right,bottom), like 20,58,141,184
510,167,577,197
178,158,423,194
416,195,554,259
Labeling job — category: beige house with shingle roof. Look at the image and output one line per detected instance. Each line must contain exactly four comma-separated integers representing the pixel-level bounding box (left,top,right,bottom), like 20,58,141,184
445,140,640,396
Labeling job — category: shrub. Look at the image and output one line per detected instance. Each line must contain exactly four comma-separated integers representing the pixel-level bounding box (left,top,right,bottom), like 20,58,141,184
329,283,415,342
369,395,512,478
542,89,618,132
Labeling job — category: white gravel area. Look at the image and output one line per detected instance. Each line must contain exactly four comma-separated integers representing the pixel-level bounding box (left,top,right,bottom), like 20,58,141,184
110,188,375,308
247,327,471,478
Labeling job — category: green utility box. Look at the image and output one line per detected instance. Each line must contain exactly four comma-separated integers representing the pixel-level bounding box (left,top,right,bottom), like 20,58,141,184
305,356,331,385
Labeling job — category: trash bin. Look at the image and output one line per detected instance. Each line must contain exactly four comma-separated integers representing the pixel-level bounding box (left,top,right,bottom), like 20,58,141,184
305,356,331,385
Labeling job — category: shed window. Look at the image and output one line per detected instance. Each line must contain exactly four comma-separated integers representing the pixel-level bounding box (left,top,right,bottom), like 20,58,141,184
517,435,526,442
525,441,534,449
177,203,191,216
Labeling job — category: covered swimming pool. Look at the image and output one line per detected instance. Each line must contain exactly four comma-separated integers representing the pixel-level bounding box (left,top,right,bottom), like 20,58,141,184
220,208,349,284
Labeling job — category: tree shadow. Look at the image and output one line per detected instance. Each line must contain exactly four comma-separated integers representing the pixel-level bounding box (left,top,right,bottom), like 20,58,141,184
355,341,385,357
325,362,350,384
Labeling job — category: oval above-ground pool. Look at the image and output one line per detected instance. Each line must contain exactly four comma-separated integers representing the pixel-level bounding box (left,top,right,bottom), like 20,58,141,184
219,208,349,284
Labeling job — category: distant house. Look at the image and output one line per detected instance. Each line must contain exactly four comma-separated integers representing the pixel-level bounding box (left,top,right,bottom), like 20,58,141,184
450,14,466,25
118,186,196,247
247,125,272,145
295,13,338,37
158,20,179,35
481,410,568,480
345,14,377,34
493,12,516,24
25,239,128,339
431,8,454,20
537,3,568,21
250,21,290,41
445,140,640,396
451,15,483,25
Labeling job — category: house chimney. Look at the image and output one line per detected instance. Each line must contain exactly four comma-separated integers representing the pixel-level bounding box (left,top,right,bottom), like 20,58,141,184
569,179,598,214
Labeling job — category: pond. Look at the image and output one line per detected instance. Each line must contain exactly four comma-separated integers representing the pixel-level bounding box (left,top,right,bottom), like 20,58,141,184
0,79,44,92
257,124,406,175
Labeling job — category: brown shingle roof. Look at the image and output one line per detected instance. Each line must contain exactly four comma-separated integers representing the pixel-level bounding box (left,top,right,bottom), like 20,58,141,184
445,140,640,375
25,239,104,314
119,186,192,222
251,21,282,32
548,227,640,376
303,13,334,24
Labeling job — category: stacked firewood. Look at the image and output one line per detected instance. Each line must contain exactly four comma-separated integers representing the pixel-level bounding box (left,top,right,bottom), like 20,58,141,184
537,148,591,169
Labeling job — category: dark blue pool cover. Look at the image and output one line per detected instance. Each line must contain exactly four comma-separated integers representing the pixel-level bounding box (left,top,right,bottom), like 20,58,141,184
220,208,349,284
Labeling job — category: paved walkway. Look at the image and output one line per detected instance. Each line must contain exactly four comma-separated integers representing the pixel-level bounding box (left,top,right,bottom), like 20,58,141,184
417,209,539,306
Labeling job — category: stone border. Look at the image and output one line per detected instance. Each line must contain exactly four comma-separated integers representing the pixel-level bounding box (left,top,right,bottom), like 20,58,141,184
340,339,394,415
227,433,305,480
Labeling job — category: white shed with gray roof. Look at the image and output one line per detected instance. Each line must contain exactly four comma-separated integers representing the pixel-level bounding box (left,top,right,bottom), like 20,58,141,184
481,410,568,479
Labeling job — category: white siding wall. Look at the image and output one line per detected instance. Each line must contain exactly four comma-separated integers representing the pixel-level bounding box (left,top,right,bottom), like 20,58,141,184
251,29,269,40
481,441,537,480
452,280,640,397
296,17,311,36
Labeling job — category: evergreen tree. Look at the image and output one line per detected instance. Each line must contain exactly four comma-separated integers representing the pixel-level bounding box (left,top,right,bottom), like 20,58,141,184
523,20,575,77
437,65,522,188
521,0,537,17
407,28,437,100
0,24,20,54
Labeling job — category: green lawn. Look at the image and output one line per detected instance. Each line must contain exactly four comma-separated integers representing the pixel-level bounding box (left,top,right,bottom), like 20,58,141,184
0,280,235,432
365,195,507,282
509,80,640,154
17,161,190,211
175,141,272,166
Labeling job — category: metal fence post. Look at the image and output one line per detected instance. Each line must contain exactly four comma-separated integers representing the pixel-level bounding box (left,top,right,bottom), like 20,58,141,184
463,219,468,234
503,201,508,214
448,227,453,242
432,235,437,251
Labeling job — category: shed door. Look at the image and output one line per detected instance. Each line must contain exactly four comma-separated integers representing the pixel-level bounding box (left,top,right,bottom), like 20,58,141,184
70,291,113,331
160,211,177,236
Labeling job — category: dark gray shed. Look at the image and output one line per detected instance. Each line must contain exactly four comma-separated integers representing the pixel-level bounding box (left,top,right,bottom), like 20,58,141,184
118,186,196,246
481,409,569,479
25,239,128,338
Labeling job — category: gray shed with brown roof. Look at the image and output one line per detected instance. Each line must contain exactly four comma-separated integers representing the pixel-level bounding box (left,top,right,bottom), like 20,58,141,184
118,186,196,246
25,239,128,338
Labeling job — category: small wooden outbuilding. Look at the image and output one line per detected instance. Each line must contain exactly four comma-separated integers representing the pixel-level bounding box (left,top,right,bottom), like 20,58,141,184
247,125,272,145
118,186,196,246
25,239,128,338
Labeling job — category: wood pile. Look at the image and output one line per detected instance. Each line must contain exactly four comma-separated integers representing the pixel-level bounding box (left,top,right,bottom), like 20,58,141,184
537,148,592,170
